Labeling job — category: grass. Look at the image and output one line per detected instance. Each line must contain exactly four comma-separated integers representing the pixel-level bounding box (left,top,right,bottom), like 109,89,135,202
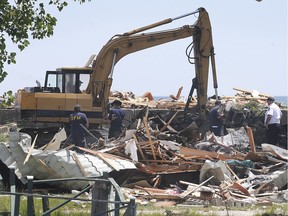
136,205,220,216
0,195,92,216
253,203,288,216
0,133,8,142
1,194,287,216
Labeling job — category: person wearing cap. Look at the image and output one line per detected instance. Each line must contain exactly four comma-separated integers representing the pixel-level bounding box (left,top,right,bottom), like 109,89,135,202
76,80,83,93
69,104,89,152
65,80,82,93
108,99,125,139
208,100,225,137
264,96,282,145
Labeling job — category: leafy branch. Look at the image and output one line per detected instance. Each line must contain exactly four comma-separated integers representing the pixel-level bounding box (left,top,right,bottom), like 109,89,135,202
0,0,90,88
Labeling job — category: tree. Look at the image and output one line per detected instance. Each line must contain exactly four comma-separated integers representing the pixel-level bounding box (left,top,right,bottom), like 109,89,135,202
0,0,90,83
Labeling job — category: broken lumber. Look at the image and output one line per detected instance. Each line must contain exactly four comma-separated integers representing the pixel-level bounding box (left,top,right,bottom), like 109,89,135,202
233,87,269,97
179,146,245,161
160,110,179,132
180,175,214,198
246,127,256,153
143,109,157,160
23,134,38,165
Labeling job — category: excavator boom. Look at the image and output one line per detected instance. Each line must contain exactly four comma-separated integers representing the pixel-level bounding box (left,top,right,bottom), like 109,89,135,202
87,7,216,119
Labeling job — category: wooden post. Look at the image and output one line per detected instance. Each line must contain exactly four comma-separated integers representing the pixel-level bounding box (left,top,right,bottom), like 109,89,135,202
91,172,111,216
143,117,157,160
246,127,256,153
142,107,157,160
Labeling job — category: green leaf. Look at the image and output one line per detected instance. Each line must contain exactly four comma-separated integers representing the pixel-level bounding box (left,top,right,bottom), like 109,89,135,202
0,0,89,84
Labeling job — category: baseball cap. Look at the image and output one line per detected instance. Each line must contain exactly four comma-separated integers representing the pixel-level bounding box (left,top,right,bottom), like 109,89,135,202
267,96,275,102
215,100,221,105
112,99,122,106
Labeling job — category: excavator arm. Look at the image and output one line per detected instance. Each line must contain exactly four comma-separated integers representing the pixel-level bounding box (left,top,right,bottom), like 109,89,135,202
87,7,217,119
17,7,217,142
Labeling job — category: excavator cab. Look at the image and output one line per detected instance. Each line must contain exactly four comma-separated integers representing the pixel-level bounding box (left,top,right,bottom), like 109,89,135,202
44,67,92,94
18,67,101,128
22,68,92,94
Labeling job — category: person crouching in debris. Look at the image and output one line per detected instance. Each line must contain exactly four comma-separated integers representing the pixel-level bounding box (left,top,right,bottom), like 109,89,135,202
69,104,89,152
264,96,282,145
108,99,125,139
209,100,225,137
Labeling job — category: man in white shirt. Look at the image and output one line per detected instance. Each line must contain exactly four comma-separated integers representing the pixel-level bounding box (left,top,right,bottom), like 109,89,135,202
264,97,282,145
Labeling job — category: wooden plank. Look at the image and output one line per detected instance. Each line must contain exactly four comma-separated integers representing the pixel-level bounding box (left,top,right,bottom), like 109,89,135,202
72,153,88,177
65,144,75,150
247,127,256,153
144,193,182,200
180,176,214,198
133,134,145,160
175,86,183,100
23,134,38,165
179,146,245,161
179,180,213,191
156,115,178,133
230,191,251,199
38,159,58,176
224,162,240,180
230,182,250,197
94,152,120,171
143,111,157,160
233,87,269,97
169,86,183,100
152,175,161,188
160,110,179,132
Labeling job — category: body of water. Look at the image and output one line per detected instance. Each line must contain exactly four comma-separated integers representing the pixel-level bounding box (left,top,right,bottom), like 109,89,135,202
154,96,288,106
275,96,288,106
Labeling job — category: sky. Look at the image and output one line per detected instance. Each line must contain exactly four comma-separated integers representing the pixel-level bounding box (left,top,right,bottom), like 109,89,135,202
1,0,287,98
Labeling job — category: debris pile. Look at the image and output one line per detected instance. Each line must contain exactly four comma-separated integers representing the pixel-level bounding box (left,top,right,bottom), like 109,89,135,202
109,88,197,109
110,87,287,110
92,106,287,207
110,87,287,147
0,87,287,208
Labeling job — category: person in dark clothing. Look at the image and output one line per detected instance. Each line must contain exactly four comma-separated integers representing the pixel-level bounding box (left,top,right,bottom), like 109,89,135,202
108,99,125,139
69,104,89,152
209,100,224,137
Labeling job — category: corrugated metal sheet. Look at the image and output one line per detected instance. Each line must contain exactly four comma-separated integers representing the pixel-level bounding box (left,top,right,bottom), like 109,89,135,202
0,142,26,183
0,132,136,191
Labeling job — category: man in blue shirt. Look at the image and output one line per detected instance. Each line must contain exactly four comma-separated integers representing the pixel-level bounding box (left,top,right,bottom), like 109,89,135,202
108,99,125,139
209,100,224,137
69,104,89,152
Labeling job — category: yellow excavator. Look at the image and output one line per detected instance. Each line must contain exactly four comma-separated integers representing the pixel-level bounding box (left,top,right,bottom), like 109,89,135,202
17,7,218,134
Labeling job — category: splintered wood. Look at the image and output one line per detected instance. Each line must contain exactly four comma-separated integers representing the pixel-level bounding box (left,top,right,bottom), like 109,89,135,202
94,91,287,206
